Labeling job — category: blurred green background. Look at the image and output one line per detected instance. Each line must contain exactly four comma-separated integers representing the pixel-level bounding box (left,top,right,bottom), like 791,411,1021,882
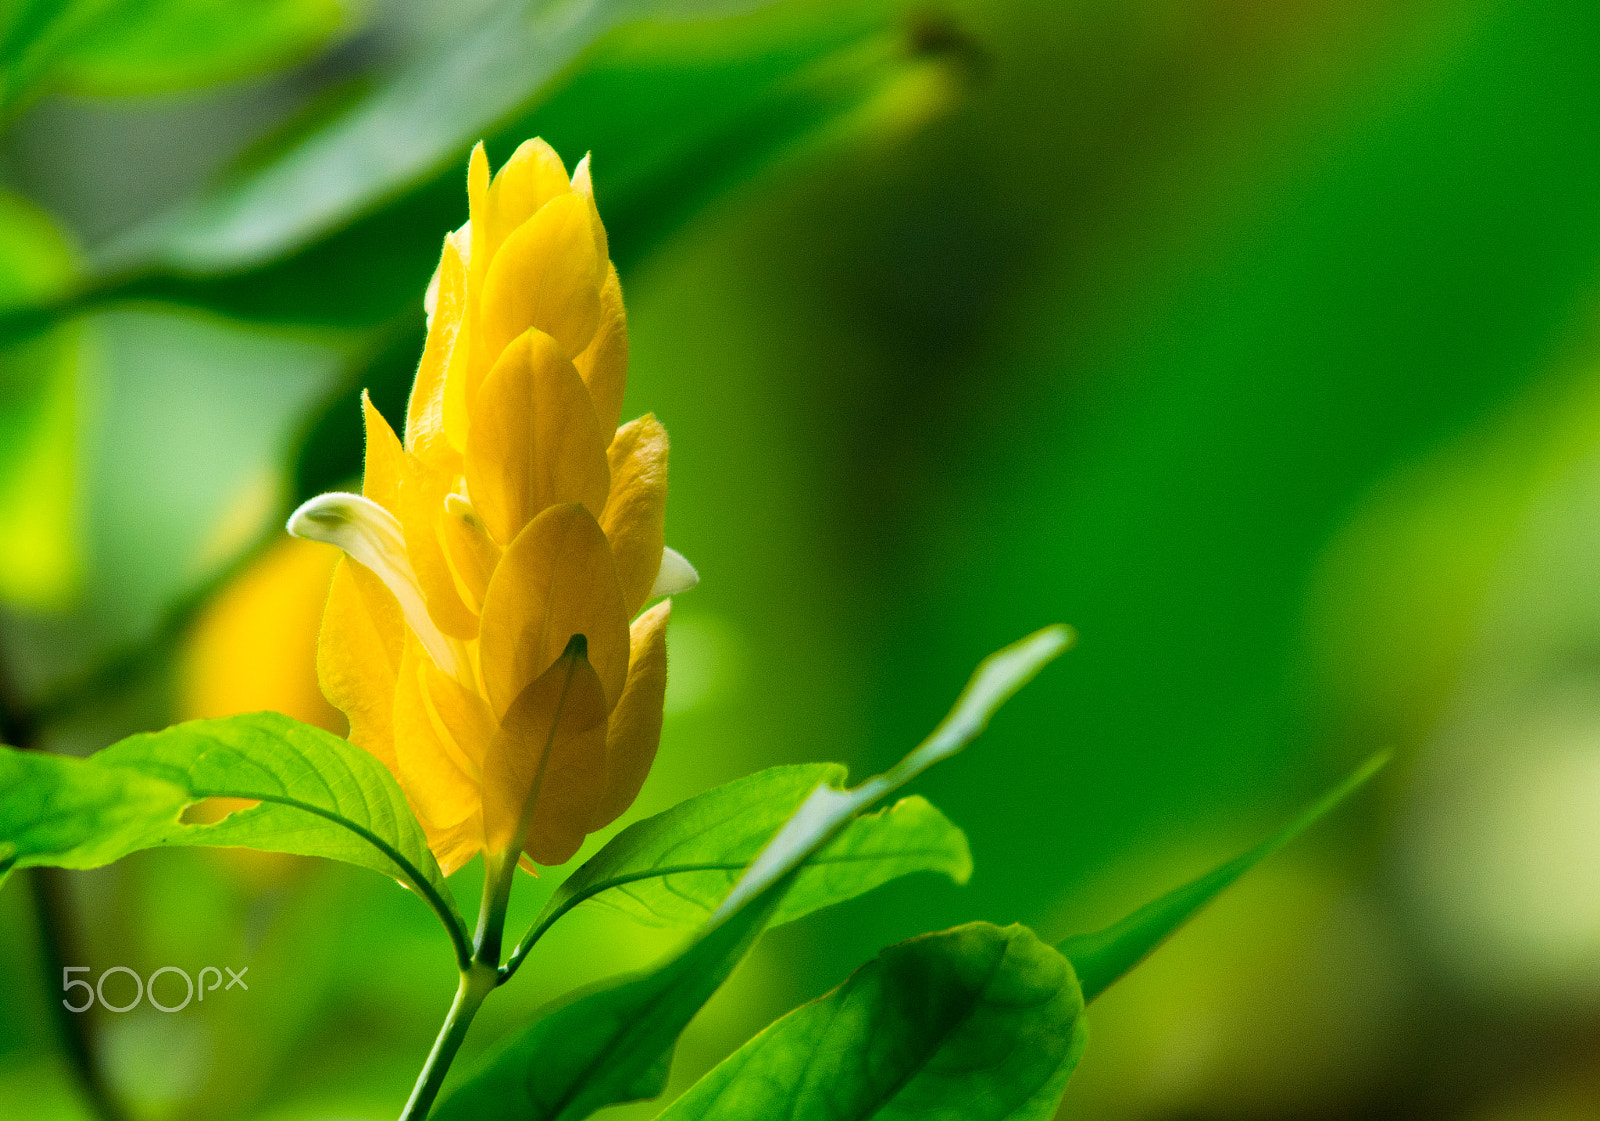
5,0,1600,1118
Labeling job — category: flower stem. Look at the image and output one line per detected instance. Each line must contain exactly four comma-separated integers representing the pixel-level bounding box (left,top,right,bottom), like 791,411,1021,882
399,850,525,1119
398,961,498,1121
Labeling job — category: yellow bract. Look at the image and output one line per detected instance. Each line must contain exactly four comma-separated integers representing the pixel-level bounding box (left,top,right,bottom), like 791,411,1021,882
290,139,696,874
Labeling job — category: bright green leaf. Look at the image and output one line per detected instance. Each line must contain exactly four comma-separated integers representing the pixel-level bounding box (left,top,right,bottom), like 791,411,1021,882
0,711,470,966
1058,752,1389,1004
0,746,190,870
522,763,971,946
0,0,345,115
55,0,346,96
659,922,1088,1121
436,625,1072,1121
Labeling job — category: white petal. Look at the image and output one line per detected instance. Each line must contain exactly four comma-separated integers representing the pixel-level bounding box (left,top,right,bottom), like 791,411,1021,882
287,492,467,680
649,546,699,598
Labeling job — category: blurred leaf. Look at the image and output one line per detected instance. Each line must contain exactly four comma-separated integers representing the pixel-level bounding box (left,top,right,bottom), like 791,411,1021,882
1058,753,1388,1004
525,3,971,278
0,0,345,115
0,190,73,312
99,0,727,276
658,922,1087,1121
26,0,966,331
439,626,1071,1121
54,0,346,96
0,712,469,964
0,190,78,607
0,342,75,609
528,763,971,939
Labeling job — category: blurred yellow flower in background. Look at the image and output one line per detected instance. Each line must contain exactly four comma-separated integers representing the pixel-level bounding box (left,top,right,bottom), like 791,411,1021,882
290,139,696,875
183,535,345,734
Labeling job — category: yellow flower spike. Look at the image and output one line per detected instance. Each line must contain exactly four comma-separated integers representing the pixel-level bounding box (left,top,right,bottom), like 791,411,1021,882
465,328,611,546
396,451,480,639
652,547,701,598
291,138,696,883
575,266,630,456
360,390,405,515
466,141,490,288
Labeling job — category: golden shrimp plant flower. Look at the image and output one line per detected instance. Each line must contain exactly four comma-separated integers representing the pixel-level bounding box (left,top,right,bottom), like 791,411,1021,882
289,139,696,878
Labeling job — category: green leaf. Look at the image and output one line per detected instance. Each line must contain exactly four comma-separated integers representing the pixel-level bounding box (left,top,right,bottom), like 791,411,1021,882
0,0,344,115
0,711,470,966
435,625,1072,1121
0,746,190,869
660,922,1088,1121
520,763,971,947
772,794,970,927
1058,752,1389,1004
709,626,1073,927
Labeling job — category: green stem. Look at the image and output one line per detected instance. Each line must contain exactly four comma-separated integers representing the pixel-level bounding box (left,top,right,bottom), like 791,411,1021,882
397,852,521,1119
474,852,517,970
397,961,498,1121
